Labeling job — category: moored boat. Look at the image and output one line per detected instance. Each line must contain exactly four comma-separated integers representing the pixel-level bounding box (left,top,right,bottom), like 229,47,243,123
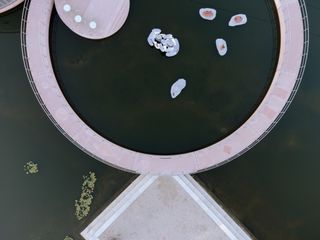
216,38,227,56
199,8,217,21
170,79,186,99
228,14,247,27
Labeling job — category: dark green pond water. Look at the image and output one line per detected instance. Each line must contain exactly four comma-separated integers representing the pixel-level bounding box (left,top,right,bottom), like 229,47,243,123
0,7,136,240
195,1,320,239
1,1,320,240
50,0,279,155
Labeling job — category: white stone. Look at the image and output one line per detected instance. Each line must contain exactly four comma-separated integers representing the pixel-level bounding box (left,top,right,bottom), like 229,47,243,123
89,21,97,29
199,8,217,20
63,4,71,12
74,15,82,23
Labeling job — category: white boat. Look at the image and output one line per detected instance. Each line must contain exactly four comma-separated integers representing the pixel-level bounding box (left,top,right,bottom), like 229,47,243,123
228,14,247,27
170,79,186,99
199,8,217,21
216,38,227,56
166,39,180,57
147,28,161,46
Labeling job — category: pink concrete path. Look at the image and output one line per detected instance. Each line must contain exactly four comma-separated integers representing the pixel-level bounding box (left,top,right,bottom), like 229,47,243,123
0,0,23,14
54,0,130,39
22,0,307,174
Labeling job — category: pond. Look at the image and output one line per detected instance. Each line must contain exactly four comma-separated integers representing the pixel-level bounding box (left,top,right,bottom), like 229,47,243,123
0,7,136,240
50,0,279,155
196,1,320,239
2,1,319,239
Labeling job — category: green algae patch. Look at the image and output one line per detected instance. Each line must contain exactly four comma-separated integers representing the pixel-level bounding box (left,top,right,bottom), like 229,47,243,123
24,161,39,174
75,172,97,220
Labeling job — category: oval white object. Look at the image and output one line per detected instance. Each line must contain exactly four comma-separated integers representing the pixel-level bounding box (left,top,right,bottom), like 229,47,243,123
63,4,71,12
74,15,82,23
171,79,186,99
147,28,161,46
166,39,180,57
199,8,217,20
228,14,247,27
216,38,227,56
89,21,97,29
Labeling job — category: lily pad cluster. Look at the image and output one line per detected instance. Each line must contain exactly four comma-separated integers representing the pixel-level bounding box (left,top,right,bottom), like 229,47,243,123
74,172,97,220
24,161,39,175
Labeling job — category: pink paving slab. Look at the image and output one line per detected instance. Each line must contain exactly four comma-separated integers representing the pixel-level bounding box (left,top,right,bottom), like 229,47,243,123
54,0,130,39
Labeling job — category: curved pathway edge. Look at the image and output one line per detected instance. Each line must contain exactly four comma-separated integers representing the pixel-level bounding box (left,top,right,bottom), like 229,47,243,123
21,0,309,174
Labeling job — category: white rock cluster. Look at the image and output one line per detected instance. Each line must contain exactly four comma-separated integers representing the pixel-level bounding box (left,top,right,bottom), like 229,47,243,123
147,28,180,57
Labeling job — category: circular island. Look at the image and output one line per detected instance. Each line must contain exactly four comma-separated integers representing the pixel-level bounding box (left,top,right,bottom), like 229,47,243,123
21,0,308,174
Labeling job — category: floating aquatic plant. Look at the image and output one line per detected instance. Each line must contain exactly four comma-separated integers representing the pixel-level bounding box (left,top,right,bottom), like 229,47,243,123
74,172,97,220
64,236,73,240
24,161,39,174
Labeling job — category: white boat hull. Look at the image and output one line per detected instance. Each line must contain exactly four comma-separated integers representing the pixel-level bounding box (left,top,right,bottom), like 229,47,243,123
228,14,247,27
215,38,227,56
199,8,217,21
171,79,186,99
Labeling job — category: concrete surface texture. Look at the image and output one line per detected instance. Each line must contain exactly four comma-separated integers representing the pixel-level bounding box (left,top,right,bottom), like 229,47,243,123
81,175,252,240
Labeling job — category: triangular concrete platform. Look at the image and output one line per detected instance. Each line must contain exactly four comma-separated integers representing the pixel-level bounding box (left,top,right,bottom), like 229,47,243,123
82,175,252,240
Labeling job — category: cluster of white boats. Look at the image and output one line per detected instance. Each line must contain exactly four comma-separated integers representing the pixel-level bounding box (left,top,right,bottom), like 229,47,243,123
147,28,180,57
147,9,247,99
199,8,247,56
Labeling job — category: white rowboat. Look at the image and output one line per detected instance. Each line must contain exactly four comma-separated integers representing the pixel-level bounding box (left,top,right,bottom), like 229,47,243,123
171,79,186,99
199,8,217,21
228,14,247,27
216,38,227,56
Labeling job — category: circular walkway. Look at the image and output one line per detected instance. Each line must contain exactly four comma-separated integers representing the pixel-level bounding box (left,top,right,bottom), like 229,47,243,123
21,0,308,174
0,0,23,14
